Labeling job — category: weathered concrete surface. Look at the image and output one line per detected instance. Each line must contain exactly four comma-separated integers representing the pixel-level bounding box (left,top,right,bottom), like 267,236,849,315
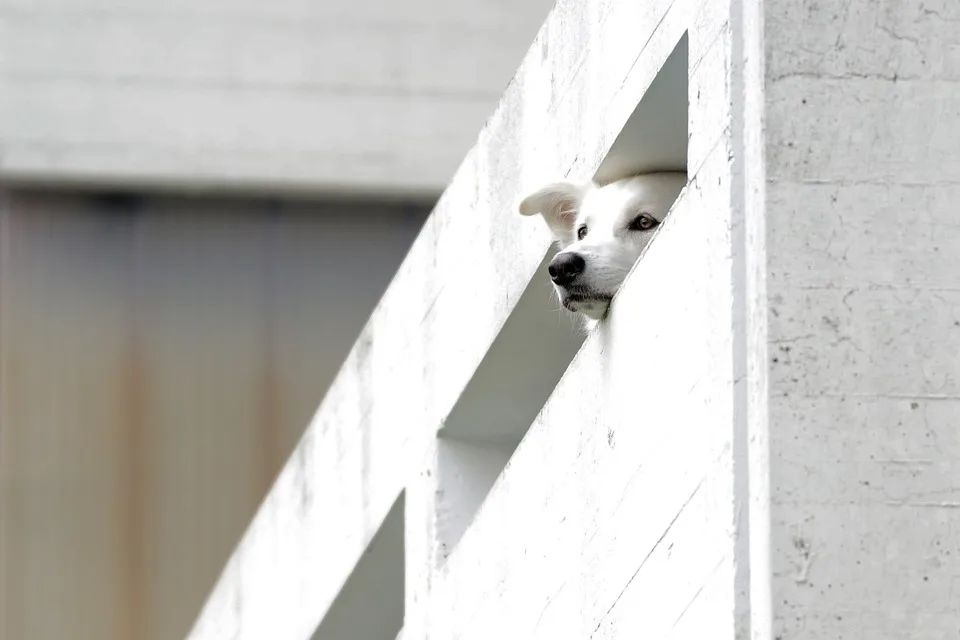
190,0,960,638
0,0,553,195
427,147,741,640
764,0,960,636
188,0,747,636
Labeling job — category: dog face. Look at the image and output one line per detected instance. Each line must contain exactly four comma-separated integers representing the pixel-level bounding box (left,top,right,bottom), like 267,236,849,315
519,172,686,320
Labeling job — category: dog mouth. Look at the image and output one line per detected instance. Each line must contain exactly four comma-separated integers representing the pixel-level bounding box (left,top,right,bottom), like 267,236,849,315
559,290,615,315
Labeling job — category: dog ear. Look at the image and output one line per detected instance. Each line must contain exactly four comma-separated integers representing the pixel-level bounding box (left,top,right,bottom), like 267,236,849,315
518,182,591,245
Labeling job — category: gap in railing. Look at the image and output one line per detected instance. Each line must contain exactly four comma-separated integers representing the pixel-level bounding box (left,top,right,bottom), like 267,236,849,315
594,33,688,183
434,32,690,564
435,267,582,561
311,494,404,640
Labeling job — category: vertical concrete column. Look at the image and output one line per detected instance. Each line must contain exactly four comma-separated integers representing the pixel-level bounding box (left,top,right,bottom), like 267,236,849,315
760,0,960,635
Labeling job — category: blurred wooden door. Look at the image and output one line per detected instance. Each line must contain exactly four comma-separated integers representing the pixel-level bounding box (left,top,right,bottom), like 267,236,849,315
0,192,425,640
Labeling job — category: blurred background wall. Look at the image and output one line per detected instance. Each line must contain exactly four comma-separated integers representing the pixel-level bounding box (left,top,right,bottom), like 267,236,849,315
0,1,554,638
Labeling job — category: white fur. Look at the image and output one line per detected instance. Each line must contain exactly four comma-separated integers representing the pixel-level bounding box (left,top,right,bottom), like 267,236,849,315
518,172,686,325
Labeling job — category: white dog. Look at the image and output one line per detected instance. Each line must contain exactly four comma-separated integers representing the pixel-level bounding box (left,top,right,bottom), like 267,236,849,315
518,172,686,322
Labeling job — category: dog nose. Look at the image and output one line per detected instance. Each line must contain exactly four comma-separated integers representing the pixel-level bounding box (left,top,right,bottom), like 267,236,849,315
548,252,585,287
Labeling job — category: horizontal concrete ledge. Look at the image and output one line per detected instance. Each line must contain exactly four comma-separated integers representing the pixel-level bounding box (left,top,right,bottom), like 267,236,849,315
0,0,551,194
0,166,446,205
188,0,732,636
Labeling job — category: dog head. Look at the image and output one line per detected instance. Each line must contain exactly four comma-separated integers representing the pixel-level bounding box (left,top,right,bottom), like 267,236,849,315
518,172,686,320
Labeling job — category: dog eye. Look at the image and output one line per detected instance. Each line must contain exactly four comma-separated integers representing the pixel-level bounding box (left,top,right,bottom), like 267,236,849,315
576,225,588,240
628,214,658,232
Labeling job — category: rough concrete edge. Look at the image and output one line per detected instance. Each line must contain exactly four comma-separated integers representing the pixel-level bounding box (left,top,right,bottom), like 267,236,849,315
728,0,770,635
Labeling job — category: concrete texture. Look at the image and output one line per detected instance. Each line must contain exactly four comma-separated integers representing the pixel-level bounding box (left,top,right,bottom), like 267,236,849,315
0,0,554,195
763,0,960,635
188,0,741,636
188,0,960,637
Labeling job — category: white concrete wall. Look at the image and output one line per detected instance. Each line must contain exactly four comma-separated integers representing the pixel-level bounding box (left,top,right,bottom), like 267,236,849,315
763,0,960,635
187,0,960,637
0,0,553,195
187,0,749,636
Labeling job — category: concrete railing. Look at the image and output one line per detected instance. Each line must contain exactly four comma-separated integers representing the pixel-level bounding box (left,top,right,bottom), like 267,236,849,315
191,0,960,636
187,0,757,637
